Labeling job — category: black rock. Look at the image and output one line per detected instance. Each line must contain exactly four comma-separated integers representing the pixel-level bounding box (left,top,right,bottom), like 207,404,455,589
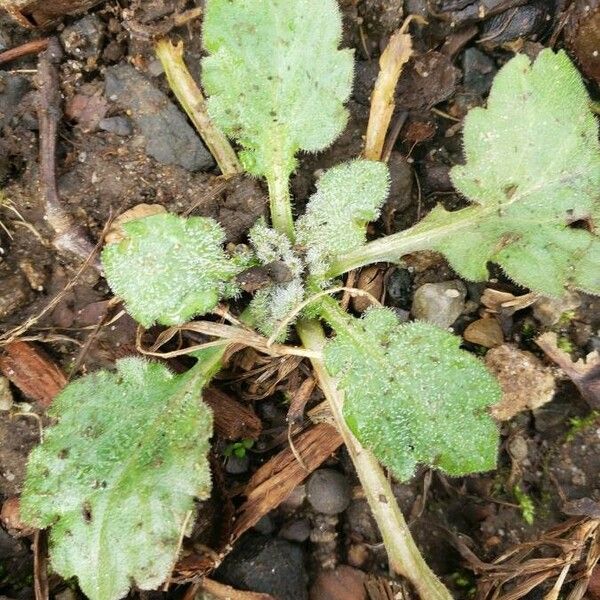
279,518,311,543
217,534,308,600
462,48,497,96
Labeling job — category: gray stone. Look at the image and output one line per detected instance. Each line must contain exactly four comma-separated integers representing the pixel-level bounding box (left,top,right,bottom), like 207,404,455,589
105,64,214,171
306,469,351,515
98,116,133,136
279,518,311,542
224,454,249,475
533,292,581,327
0,72,30,130
411,280,467,329
60,15,105,61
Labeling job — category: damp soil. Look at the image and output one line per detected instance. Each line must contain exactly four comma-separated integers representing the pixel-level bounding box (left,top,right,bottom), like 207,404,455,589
0,1,600,599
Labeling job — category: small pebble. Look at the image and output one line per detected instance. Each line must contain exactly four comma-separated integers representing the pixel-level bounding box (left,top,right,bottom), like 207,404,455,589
309,565,367,600
533,292,581,326
463,317,504,348
411,280,467,328
280,518,311,542
306,469,351,515
60,15,105,61
281,484,306,511
508,435,529,462
387,268,413,308
225,454,249,475
217,534,308,600
253,514,275,535
462,47,497,96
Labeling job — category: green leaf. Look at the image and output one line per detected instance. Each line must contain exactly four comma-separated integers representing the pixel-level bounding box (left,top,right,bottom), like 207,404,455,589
20,355,218,600
201,0,353,179
323,307,500,481
102,213,241,327
296,160,390,278
422,49,600,296
332,51,600,293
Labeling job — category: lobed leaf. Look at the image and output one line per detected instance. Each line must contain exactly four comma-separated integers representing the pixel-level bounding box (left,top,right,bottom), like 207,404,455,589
102,213,241,327
20,354,219,600
296,160,390,278
420,49,600,296
324,308,500,481
201,0,353,180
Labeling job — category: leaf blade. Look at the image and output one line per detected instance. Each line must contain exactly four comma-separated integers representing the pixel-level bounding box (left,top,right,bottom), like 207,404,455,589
429,49,600,296
201,0,353,180
21,356,216,600
101,213,240,327
323,308,500,481
296,160,390,279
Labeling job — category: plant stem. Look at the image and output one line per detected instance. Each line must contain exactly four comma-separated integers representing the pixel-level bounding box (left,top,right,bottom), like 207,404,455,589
325,205,479,278
155,38,243,179
267,161,295,241
296,317,454,600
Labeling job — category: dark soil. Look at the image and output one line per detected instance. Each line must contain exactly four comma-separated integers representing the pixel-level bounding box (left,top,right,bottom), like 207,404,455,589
1,1,599,599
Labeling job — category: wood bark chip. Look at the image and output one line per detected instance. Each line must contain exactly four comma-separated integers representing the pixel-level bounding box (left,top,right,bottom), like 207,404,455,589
286,376,316,425
36,37,100,269
0,341,67,407
232,423,343,542
203,387,262,440
3,0,106,27
198,578,275,600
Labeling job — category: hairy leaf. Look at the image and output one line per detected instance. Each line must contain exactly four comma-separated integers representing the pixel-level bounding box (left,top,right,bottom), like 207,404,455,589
323,307,500,481
201,0,353,180
296,160,390,278
421,49,600,296
102,213,241,327
21,355,219,600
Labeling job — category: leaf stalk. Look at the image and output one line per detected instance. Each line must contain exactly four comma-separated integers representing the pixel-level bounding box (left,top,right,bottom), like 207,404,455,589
267,162,296,241
296,317,453,600
325,205,479,278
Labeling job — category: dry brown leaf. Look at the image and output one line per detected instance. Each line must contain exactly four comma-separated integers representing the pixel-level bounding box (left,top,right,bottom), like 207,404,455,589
364,26,413,161
352,266,385,312
104,203,167,245
485,344,556,421
536,332,600,409
463,317,504,348
481,288,538,315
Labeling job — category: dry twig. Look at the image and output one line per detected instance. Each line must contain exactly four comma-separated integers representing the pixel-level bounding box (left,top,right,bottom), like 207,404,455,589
36,38,100,267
